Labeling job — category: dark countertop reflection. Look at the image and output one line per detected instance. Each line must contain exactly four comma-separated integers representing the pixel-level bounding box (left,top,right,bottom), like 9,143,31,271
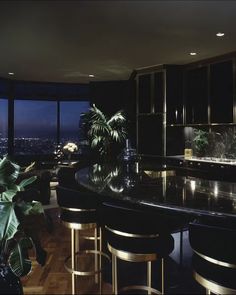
75,162,236,218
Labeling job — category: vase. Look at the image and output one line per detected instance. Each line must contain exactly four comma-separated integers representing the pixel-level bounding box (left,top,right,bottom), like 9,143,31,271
0,266,23,295
68,153,72,163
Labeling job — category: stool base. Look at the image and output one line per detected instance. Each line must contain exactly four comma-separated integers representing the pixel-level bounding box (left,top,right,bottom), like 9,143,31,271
64,250,110,276
109,243,164,295
194,271,236,295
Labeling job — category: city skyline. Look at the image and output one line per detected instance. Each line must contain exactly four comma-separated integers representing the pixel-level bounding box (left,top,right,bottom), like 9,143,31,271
0,99,90,155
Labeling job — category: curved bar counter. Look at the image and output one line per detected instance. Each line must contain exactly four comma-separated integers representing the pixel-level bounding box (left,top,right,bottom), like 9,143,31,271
75,161,236,221
76,161,236,293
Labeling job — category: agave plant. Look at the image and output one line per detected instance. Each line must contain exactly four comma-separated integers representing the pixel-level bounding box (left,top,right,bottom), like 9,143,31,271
82,104,127,156
0,157,47,292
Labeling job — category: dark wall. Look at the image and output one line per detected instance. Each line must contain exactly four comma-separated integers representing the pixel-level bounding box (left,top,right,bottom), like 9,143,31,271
89,80,136,146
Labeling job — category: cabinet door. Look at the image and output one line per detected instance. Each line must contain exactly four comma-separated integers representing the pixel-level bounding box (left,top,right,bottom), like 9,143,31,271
166,68,184,124
210,61,233,123
185,67,208,124
137,74,151,114
166,127,185,156
137,115,164,155
153,72,164,113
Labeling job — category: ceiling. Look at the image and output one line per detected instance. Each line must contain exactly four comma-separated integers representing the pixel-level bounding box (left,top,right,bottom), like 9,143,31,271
0,0,236,83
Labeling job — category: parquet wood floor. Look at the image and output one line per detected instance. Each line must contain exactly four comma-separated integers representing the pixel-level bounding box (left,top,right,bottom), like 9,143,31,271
21,208,112,295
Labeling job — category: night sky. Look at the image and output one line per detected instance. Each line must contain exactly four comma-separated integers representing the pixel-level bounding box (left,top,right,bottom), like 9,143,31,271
0,99,8,136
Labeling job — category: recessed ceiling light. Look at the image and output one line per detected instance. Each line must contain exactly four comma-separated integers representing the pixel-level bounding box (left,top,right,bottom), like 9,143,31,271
8,72,14,75
89,74,95,78
216,32,225,37
189,52,197,56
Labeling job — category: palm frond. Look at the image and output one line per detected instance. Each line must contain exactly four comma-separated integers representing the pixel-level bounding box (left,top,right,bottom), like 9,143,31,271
88,121,110,137
107,110,126,126
91,136,103,148
89,104,107,123
110,129,127,143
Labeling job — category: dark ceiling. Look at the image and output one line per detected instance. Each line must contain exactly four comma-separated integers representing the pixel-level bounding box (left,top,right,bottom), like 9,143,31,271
0,0,236,83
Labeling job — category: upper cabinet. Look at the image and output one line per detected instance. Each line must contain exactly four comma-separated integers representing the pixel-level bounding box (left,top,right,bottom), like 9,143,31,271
136,66,184,118
153,72,165,114
184,59,235,125
135,65,183,156
166,67,184,124
210,60,233,123
137,74,152,114
185,66,208,124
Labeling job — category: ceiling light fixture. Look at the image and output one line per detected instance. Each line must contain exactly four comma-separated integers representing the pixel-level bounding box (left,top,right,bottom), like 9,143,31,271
89,74,95,78
8,72,14,75
216,32,225,37
189,52,197,56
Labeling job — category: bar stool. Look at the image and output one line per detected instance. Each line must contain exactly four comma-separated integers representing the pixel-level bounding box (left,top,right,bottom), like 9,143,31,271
99,201,175,294
189,218,236,294
56,186,110,295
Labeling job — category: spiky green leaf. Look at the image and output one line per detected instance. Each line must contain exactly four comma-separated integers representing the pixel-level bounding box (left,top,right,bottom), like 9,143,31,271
18,176,37,189
18,201,44,216
0,202,19,247
0,158,20,187
9,237,33,277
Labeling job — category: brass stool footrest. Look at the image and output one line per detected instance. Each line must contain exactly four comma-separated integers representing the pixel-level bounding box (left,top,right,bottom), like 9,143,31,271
64,250,111,276
120,285,161,294
83,235,101,241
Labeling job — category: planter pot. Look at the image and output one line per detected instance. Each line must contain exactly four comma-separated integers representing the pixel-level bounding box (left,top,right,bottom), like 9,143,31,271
0,266,23,295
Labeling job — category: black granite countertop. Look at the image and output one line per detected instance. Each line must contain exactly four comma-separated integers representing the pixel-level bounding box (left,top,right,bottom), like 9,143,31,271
75,161,236,219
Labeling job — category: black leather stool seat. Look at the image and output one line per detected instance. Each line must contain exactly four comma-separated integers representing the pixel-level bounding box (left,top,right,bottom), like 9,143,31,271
106,230,174,255
60,210,97,225
99,201,179,235
57,186,100,210
193,254,236,291
189,219,236,266
189,218,236,294
100,201,175,294
56,185,109,295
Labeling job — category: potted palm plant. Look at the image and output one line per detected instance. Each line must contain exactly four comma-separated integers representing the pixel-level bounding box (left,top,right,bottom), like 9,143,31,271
81,104,127,159
0,157,47,294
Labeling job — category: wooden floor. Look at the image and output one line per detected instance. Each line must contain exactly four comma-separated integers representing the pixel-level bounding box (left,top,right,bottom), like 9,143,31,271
20,208,204,294
21,208,112,295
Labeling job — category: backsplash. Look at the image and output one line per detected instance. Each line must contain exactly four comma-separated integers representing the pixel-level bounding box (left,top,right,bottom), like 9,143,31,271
184,126,236,159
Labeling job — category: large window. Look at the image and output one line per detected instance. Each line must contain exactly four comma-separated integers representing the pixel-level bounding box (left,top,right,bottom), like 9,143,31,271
14,100,57,154
0,99,8,155
60,101,90,146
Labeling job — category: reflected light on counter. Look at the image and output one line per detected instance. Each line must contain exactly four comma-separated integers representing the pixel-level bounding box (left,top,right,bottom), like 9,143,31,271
175,110,178,120
108,184,124,193
190,180,196,192
214,184,218,197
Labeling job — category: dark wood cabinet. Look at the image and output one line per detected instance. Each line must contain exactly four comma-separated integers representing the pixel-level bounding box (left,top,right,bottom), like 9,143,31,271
137,115,164,155
166,67,184,124
185,66,208,124
153,72,164,114
136,65,183,156
137,74,151,114
210,60,233,123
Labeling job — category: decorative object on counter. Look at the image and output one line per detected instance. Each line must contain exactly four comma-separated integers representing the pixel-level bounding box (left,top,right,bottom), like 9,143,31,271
0,157,47,294
192,129,208,157
184,138,192,159
184,148,193,159
81,104,127,158
53,143,64,162
63,142,78,162
120,138,138,162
